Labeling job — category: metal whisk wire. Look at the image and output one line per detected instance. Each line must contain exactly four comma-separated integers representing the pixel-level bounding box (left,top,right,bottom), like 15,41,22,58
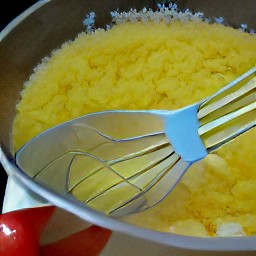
15,67,256,216
64,127,181,214
67,68,255,215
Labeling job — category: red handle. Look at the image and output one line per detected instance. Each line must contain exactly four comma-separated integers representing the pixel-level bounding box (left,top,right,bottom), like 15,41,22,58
0,206,112,256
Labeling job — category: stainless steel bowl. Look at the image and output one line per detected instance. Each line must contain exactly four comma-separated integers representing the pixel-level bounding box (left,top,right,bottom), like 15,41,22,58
0,0,255,254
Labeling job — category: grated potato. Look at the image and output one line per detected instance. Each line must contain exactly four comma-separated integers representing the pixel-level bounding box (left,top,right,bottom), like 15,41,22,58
12,18,256,237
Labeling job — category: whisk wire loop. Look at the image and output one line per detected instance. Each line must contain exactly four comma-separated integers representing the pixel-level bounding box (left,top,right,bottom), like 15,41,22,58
15,67,256,216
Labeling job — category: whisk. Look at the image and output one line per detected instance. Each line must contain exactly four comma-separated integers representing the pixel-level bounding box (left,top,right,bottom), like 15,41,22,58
16,67,256,217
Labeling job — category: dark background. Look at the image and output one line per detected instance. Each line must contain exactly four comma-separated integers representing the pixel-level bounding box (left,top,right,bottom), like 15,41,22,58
0,0,38,211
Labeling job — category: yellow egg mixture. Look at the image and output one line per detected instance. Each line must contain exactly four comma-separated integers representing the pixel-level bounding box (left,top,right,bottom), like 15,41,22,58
12,21,256,237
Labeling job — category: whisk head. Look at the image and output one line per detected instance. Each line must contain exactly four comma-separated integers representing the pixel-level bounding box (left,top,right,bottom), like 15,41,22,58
14,67,255,217
15,111,189,216
66,128,187,216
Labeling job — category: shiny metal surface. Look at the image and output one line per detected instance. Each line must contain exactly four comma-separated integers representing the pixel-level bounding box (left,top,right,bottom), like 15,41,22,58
198,67,256,151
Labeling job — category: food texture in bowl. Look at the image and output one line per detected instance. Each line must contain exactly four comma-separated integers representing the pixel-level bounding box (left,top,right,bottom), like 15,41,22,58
12,4,256,237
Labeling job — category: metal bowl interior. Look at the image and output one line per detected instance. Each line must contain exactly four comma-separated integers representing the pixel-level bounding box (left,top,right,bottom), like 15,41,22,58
0,0,255,252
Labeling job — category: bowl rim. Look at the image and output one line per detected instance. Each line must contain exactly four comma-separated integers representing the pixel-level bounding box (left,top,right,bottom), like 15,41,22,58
2,147,256,251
